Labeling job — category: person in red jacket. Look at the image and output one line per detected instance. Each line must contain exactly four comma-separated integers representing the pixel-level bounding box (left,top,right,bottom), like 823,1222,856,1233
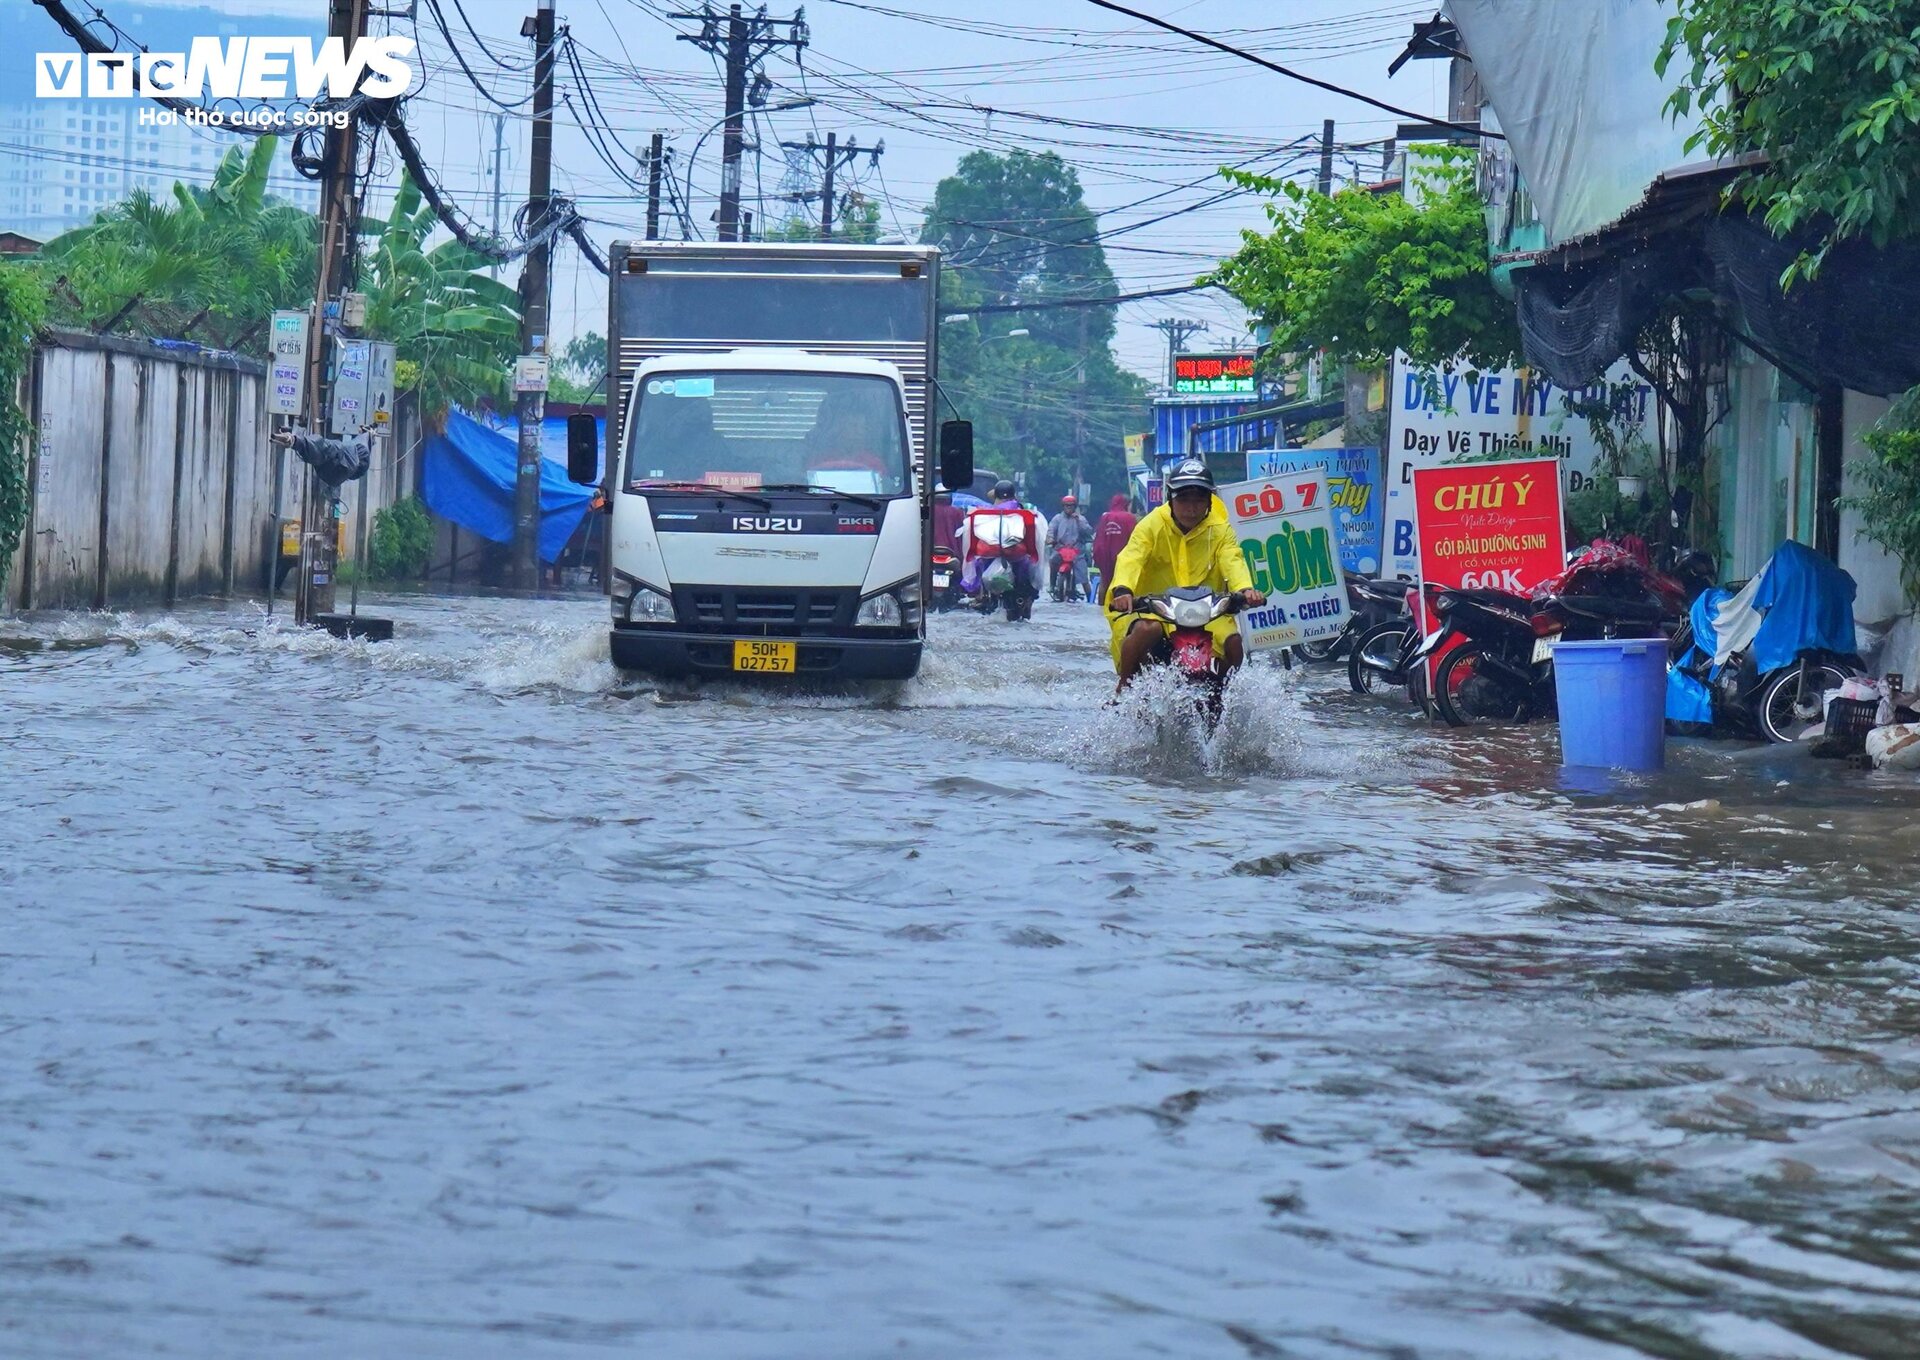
959,480,1043,598
1092,492,1138,605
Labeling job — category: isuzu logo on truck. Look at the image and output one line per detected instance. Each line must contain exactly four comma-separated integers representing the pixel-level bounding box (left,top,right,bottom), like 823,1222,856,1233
732,516,803,533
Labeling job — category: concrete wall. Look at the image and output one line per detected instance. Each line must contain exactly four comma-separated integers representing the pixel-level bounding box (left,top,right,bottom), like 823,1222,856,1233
4,329,403,613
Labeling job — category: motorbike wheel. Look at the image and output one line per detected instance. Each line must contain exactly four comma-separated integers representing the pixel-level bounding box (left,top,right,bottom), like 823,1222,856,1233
1407,659,1432,718
1348,621,1408,695
1432,643,1525,727
1757,660,1853,744
1294,633,1343,664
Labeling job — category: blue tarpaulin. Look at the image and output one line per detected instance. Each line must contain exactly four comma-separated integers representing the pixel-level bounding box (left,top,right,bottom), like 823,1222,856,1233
1743,540,1857,675
422,409,596,563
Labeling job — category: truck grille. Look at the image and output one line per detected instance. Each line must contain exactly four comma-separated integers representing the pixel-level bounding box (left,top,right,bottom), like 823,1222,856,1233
676,587,852,634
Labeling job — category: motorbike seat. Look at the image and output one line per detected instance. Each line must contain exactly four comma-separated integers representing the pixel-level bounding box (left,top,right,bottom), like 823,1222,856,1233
1552,594,1665,624
1351,576,1409,601
1448,587,1534,612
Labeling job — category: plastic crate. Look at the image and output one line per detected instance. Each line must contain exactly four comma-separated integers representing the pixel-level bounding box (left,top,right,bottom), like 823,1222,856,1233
1824,696,1880,753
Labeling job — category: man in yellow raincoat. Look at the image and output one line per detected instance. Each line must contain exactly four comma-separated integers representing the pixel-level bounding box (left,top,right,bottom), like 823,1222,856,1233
1105,458,1266,693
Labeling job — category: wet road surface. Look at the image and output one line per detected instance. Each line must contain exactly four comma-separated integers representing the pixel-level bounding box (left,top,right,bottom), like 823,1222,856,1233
5,593,1920,1358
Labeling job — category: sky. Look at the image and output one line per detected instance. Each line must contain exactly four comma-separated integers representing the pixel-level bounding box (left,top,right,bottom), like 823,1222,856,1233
29,0,1454,383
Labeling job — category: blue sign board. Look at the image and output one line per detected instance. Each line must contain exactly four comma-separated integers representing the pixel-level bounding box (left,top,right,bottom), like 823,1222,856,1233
1245,446,1384,576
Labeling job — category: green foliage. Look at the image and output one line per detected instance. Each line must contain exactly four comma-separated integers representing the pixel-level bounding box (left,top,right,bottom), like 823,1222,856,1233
768,194,882,244
921,151,1148,498
1565,466,1671,547
1210,147,1520,371
1658,0,1920,282
358,176,521,423
558,331,604,383
38,137,314,348
366,494,434,581
0,264,49,594
1842,386,1920,602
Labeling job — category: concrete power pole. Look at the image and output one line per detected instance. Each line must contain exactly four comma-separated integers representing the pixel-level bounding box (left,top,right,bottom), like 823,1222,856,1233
1148,317,1209,391
510,0,557,593
488,112,507,281
295,0,371,627
777,134,881,240
675,4,807,242
716,5,748,242
644,132,664,241
819,131,838,238
1318,118,1336,196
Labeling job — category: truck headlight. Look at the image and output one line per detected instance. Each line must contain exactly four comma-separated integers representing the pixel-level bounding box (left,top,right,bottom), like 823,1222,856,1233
631,587,675,622
855,579,920,629
613,572,675,624
855,591,903,627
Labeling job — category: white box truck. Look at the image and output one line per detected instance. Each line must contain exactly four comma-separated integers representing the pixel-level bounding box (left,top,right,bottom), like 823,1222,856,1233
568,241,972,679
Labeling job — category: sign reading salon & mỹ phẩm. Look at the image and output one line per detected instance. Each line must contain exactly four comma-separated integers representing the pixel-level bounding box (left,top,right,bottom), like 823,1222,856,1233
1220,471,1349,653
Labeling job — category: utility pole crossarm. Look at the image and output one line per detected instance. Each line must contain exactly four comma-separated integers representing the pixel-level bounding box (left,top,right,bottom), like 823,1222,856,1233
673,4,808,242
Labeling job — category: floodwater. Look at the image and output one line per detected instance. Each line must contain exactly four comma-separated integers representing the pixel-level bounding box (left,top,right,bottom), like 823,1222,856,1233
4,592,1920,1360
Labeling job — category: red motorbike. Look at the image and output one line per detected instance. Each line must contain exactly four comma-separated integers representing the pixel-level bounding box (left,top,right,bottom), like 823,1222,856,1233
930,545,961,612
1129,588,1244,724
1050,545,1085,602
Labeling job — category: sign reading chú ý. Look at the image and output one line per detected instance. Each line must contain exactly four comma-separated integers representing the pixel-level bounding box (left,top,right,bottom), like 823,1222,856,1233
1412,456,1565,597
1220,471,1349,653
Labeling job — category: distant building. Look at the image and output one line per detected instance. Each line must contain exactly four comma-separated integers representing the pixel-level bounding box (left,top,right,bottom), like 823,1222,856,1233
0,231,43,256
1,2,324,242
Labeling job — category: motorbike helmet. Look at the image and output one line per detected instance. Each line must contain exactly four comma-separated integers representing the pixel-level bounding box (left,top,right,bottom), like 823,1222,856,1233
992,479,1017,500
1165,458,1214,495
1061,493,1077,507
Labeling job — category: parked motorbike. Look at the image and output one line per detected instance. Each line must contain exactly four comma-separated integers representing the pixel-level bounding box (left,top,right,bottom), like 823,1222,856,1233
1347,582,1445,706
930,546,962,612
1050,546,1085,603
1429,588,1668,727
1666,541,1863,743
1129,587,1244,724
1427,542,1681,728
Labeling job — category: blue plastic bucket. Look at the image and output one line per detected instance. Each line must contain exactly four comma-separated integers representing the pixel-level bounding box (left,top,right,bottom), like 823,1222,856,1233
1553,638,1667,771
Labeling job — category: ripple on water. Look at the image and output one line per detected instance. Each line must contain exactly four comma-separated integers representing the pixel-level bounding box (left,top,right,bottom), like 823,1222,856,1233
5,591,1920,1358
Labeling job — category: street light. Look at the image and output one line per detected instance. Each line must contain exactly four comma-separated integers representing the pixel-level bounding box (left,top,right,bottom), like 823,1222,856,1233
681,97,818,240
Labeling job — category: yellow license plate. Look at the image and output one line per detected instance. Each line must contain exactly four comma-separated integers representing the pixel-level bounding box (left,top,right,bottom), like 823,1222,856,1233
732,640,796,674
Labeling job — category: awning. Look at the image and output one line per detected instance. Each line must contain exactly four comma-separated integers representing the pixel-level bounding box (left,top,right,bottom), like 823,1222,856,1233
1511,199,1920,398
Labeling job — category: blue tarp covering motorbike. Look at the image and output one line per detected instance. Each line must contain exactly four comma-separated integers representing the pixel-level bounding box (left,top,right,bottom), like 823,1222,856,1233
422,409,597,564
1666,541,1858,724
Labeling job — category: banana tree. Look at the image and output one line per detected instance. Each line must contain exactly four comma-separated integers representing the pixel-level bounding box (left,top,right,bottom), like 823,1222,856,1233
358,175,522,425
39,137,314,348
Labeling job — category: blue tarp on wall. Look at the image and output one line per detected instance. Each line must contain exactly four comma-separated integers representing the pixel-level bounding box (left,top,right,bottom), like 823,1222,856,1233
422,410,596,562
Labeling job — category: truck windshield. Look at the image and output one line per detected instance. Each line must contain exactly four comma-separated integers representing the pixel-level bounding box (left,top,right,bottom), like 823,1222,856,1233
626,371,910,497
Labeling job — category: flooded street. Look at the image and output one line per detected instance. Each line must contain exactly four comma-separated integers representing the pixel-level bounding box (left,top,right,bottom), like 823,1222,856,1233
6,593,1920,1359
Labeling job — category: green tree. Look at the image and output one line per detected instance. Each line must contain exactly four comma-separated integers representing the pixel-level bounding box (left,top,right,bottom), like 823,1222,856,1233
1658,0,1920,282
1209,147,1519,372
1844,388,1920,602
767,193,882,243
921,151,1148,499
358,175,522,423
0,264,49,594
39,136,315,348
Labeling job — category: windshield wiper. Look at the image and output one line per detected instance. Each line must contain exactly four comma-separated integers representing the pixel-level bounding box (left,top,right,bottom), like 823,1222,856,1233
628,480,772,510
758,483,888,511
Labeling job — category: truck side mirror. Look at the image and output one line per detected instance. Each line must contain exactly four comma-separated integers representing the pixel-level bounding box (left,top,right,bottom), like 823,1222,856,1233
567,412,599,485
938,420,974,493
